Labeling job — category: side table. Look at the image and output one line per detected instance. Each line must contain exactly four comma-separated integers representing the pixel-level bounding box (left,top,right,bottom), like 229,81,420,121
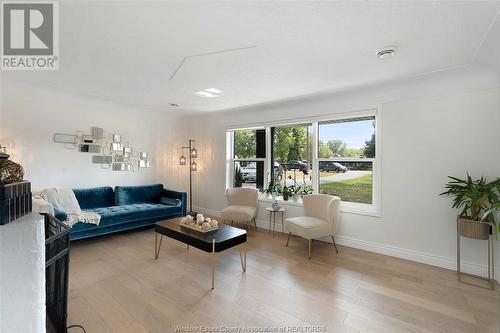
266,207,285,237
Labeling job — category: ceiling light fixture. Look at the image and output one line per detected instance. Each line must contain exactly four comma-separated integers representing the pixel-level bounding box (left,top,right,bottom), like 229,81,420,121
195,88,224,98
377,46,397,59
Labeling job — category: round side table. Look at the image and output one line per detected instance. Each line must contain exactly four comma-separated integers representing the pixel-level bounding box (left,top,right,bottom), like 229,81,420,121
266,207,285,237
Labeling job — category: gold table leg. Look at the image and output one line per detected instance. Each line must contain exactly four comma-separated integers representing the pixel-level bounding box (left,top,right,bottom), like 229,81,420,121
239,248,247,272
308,239,312,259
154,233,163,260
269,211,272,233
211,239,216,290
286,232,291,247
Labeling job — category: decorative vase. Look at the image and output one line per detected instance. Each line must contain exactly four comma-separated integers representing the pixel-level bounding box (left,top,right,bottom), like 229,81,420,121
271,200,281,211
293,194,300,203
0,147,24,185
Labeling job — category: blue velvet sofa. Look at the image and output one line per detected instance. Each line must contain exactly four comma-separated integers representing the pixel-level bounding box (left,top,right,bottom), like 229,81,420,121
54,184,187,240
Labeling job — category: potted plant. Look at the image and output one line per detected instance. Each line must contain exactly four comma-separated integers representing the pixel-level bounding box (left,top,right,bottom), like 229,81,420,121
482,203,500,233
234,166,243,188
299,185,313,196
440,174,500,240
291,185,301,203
261,183,277,199
282,185,291,201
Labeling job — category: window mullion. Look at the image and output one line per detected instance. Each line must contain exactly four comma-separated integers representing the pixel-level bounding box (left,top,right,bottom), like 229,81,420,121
312,121,319,194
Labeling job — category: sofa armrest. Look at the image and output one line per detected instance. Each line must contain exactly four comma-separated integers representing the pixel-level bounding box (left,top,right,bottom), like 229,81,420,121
162,189,187,216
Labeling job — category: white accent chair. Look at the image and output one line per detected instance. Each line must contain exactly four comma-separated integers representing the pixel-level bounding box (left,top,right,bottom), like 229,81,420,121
285,194,340,259
221,188,258,231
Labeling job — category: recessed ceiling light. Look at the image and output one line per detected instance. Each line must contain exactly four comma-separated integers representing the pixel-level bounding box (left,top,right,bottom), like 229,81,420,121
204,88,223,94
195,88,223,98
377,46,397,59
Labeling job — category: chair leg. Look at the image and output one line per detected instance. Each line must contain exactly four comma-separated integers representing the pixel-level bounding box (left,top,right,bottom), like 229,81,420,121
331,235,339,254
286,232,291,247
308,239,312,259
253,217,257,229
231,220,234,226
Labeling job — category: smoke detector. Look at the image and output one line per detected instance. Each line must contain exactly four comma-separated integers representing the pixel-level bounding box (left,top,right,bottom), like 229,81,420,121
377,46,397,59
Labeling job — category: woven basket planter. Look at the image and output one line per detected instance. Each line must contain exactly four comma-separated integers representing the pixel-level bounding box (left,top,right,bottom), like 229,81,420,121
457,218,490,240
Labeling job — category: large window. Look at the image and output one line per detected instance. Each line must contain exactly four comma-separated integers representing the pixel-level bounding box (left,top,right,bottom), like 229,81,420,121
226,111,380,214
318,117,375,204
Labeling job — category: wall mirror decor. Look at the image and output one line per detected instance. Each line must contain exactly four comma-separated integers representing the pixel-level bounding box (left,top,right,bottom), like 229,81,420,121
53,127,151,172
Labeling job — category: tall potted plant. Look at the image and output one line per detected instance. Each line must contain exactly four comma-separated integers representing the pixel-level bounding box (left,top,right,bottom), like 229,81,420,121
440,174,500,239
234,166,243,188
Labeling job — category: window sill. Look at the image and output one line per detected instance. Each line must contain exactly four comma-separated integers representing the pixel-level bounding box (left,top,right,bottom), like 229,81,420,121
258,195,381,217
259,196,304,207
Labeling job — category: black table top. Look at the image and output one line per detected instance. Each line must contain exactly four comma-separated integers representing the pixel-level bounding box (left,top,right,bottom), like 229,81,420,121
155,218,247,253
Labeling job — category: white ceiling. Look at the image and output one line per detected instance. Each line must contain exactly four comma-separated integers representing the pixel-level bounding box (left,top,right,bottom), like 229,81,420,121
4,1,500,113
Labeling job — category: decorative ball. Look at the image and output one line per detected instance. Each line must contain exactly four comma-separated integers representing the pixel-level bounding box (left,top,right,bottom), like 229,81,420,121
210,220,218,227
205,217,211,223
202,222,211,229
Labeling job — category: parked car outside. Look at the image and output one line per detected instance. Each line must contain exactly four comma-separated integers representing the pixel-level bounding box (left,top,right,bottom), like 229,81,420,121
284,160,309,174
241,162,282,182
241,162,257,182
319,162,348,173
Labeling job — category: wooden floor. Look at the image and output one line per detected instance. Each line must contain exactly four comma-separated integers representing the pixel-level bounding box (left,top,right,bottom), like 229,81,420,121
68,225,500,333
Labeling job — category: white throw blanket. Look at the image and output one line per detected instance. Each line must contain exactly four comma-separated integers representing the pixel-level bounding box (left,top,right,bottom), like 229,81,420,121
40,188,101,227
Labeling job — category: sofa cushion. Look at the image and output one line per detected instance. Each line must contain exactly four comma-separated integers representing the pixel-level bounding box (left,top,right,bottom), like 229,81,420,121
115,184,164,205
73,186,115,209
71,203,181,232
285,216,331,240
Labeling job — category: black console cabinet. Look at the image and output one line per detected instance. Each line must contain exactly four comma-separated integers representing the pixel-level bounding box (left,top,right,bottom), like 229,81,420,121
44,214,70,333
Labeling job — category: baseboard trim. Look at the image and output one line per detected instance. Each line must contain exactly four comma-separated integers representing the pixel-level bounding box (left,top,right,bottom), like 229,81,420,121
334,235,489,277
193,206,493,278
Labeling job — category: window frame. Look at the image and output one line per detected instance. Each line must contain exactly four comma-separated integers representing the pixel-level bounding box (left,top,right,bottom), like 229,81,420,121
227,129,268,190
226,108,381,217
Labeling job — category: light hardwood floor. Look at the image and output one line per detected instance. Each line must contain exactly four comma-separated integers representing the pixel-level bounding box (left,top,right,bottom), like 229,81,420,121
68,225,500,333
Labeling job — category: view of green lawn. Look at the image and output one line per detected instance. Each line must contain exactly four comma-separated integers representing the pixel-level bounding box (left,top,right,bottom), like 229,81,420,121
320,173,372,204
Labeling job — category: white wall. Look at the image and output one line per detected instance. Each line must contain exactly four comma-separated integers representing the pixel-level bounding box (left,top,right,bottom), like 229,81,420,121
1,62,499,281
189,67,500,278
0,79,189,192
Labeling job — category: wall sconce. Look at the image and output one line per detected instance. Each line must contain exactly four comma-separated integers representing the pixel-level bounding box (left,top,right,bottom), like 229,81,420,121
179,155,186,166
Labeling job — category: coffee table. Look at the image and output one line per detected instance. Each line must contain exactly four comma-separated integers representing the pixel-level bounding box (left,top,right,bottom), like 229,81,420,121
154,217,247,289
